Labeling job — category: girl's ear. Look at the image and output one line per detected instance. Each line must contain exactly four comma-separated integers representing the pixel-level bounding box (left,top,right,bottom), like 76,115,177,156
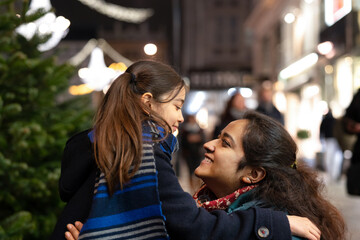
141,92,153,109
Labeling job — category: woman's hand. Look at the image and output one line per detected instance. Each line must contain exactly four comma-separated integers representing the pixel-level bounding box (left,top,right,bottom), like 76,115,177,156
65,221,83,240
287,215,321,240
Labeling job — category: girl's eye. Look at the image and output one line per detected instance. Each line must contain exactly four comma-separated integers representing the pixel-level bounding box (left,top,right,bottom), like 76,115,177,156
175,105,181,110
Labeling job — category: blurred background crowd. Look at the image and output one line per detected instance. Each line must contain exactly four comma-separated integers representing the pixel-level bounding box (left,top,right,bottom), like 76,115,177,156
1,0,360,239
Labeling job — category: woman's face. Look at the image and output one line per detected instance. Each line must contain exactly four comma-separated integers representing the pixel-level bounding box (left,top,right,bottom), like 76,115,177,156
194,119,249,198
152,86,186,133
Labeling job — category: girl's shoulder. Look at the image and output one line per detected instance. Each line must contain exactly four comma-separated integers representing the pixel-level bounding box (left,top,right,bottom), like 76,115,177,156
143,121,178,155
66,129,93,146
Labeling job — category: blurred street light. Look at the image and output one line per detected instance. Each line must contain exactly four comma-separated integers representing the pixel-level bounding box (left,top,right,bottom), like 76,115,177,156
279,53,318,79
317,41,334,55
284,13,295,24
144,43,157,55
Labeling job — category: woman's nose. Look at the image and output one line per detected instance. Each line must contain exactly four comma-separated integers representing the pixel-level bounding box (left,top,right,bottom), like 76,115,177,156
203,139,216,152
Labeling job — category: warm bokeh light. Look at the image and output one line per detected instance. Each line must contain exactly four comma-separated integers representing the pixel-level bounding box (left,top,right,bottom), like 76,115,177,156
279,53,318,79
302,85,320,99
196,107,209,129
317,41,334,55
144,43,157,55
69,84,94,95
187,91,206,115
324,65,333,74
78,47,119,91
227,87,253,98
109,62,127,72
284,13,295,24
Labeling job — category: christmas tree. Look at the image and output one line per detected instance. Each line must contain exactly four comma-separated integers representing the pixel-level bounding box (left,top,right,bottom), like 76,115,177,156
0,0,93,239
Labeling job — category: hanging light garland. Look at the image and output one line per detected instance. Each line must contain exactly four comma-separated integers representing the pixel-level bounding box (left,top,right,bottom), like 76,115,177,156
78,47,122,91
76,0,154,23
67,39,133,95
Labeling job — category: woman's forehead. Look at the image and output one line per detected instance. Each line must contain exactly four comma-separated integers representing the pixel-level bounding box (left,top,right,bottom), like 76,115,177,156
224,120,248,139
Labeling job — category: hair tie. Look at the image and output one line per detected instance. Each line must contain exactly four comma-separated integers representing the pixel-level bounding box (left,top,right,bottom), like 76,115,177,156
129,73,136,85
291,160,297,169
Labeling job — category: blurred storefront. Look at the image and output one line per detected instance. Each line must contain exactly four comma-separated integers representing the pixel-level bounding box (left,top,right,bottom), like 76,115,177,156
244,0,360,166
179,0,259,139
244,0,320,165
319,0,360,117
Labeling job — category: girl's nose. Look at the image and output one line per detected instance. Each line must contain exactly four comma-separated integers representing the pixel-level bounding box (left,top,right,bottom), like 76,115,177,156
178,111,184,123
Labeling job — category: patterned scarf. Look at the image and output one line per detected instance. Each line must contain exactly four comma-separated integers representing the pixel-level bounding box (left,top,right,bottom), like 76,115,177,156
193,184,257,212
78,121,176,240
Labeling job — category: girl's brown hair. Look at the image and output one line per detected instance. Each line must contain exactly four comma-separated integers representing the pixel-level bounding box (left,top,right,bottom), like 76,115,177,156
239,110,346,240
94,60,185,195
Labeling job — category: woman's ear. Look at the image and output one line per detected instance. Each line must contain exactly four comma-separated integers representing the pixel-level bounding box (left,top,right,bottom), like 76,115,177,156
242,167,266,184
249,167,266,183
141,92,153,109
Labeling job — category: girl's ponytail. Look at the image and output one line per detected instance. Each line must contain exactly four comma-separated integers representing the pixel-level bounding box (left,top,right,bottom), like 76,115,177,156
94,72,143,195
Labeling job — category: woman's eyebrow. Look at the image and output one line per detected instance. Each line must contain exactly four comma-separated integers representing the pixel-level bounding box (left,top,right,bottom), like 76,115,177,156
222,132,235,145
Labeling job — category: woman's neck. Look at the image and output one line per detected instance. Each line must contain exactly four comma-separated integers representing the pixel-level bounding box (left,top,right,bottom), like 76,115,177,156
205,181,242,199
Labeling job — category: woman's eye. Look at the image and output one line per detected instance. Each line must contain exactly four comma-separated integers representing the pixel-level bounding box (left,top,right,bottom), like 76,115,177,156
222,139,231,147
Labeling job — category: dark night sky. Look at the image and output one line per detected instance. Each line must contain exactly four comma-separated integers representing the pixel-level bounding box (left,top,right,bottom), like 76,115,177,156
51,0,173,40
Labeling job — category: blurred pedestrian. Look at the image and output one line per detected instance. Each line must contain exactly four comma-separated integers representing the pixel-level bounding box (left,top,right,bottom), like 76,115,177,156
343,88,360,195
256,82,284,125
320,108,343,181
213,93,247,139
179,114,205,192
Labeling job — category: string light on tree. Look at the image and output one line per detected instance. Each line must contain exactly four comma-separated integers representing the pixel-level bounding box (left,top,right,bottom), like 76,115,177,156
16,0,70,51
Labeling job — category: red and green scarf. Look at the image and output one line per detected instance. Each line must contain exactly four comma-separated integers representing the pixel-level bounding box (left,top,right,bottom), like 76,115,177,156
193,184,257,212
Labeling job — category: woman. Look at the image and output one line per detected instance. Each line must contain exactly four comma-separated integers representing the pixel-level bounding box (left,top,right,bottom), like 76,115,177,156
194,111,345,239
52,61,320,240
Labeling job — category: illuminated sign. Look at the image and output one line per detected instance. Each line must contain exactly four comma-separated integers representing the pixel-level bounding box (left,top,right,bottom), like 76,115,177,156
189,71,244,89
325,0,352,26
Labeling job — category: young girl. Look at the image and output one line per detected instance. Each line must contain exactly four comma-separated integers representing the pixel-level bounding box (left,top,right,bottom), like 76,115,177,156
52,61,321,240
194,110,345,239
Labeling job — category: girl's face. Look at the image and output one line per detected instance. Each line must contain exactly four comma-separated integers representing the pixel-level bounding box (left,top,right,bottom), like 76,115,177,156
194,119,249,198
152,87,186,133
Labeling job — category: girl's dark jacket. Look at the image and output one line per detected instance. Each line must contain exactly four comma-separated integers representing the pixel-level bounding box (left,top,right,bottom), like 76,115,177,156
50,129,291,240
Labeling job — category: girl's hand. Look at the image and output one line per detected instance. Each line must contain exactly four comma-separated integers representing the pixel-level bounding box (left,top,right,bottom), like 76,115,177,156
65,221,83,240
287,215,321,240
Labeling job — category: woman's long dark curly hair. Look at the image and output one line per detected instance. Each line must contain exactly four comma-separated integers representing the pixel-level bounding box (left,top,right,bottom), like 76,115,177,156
239,110,346,240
